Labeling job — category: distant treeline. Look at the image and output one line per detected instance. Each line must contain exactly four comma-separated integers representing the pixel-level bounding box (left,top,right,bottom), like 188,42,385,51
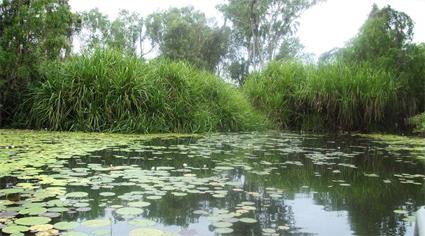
0,1,423,134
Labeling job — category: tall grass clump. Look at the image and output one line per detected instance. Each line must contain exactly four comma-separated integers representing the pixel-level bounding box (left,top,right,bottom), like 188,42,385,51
27,49,266,133
244,61,401,131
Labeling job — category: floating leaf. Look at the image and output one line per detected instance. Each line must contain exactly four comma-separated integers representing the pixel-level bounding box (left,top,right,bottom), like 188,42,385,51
129,228,164,236
29,224,53,232
115,207,143,216
239,218,257,223
15,217,51,226
81,219,110,228
215,227,233,234
65,192,88,198
128,201,151,208
2,224,29,234
54,221,79,230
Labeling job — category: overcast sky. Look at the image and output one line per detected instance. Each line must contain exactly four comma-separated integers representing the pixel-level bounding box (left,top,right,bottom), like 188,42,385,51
69,0,425,57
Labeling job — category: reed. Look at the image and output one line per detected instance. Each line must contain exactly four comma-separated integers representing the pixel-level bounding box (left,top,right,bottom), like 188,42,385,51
244,61,403,131
27,49,266,133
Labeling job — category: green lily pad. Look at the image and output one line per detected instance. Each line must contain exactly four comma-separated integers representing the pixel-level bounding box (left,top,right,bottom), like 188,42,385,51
48,207,68,212
19,207,47,215
115,207,143,216
239,217,257,223
213,221,232,228
81,219,110,228
15,216,51,226
65,192,88,198
54,221,79,230
215,227,233,234
2,224,29,234
128,201,151,208
99,192,115,197
29,224,53,232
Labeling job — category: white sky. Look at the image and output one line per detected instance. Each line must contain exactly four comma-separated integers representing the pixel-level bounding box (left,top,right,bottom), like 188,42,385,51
69,0,425,57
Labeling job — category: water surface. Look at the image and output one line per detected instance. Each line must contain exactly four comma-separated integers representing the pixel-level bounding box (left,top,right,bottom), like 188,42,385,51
0,131,424,236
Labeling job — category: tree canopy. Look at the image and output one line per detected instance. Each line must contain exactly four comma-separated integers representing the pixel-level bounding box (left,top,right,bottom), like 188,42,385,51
0,0,79,126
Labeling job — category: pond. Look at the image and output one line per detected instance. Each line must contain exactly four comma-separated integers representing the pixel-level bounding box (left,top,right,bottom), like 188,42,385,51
0,130,424,236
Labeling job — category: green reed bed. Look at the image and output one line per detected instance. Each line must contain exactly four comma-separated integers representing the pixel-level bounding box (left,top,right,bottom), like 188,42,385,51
244,61,404,131
27,49,266,133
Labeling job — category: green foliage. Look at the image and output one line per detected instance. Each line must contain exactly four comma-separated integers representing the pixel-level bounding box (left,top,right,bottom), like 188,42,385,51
0,0,79,126
218,0,320,84
28,49,265,133
80,9,146,56
145,7,230,72
244,61,400,131
339,5,424,115
342,4,414,69
409,113,425,135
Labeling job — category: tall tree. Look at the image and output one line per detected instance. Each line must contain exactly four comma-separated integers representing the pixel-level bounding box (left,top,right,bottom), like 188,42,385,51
145,7,230,72
341,4,424,120
80,9,148,56
218,0,320,83
0,0,79,126
341,4,414,71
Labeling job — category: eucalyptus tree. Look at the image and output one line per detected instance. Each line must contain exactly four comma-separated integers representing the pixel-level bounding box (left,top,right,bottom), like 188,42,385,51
145,7,230,72
0,0,79,126
218,0,320,84
80,9,148,56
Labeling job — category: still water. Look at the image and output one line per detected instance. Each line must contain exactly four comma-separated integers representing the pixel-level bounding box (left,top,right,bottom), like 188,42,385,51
0,131,424,236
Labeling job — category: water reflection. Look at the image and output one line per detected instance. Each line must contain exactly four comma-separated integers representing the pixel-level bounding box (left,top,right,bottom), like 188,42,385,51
0,132,424,236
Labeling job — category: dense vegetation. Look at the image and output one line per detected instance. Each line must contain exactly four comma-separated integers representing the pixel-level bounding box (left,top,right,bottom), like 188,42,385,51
27,50,265,133
244,62,399,131
244,5,425,132
0,0,424,134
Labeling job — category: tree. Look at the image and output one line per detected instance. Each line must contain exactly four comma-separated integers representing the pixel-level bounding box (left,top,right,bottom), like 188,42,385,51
275,36,313,62
218,0,320,83
340,4,424,121
145,7,230,72
80,9,148,56
0,0,79,126
341,4,414,71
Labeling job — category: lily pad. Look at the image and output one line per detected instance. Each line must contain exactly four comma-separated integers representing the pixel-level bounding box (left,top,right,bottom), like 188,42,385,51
115,207,143,216
15,217,51,226
19,207,47,215
65,192,88,198
99,192,115,197
2,224,29,234
29,224,53,232
239,218,257,223
128,201,151,208
81,219,110,228
213,222,232,228
215,227,233,234
54,221,79,230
